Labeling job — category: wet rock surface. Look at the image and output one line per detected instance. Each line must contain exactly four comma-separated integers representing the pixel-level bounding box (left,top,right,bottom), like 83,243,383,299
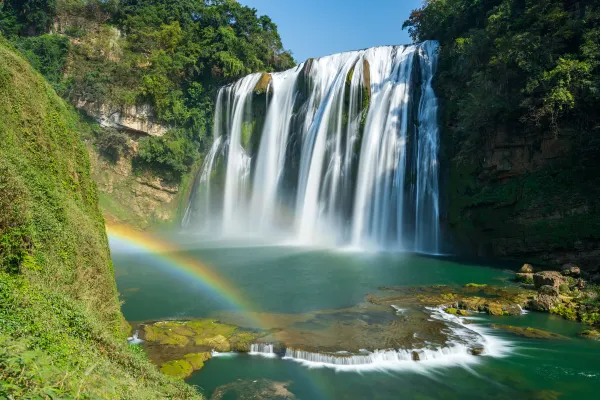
490,325,568,340
211,379,294,400
534,271,566,289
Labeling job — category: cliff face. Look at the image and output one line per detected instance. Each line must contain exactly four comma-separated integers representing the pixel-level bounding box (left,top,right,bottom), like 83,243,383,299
444,124,600,268
0,39,199,398
87,137,183,229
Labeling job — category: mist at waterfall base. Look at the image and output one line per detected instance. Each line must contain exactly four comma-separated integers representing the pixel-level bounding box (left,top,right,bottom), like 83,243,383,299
184,42,440,253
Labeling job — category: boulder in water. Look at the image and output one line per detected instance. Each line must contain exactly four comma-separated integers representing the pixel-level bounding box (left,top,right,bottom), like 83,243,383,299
561,263,580,276
469,347,484,356
520,264,534,273
534,271,565,288
529,293,560,311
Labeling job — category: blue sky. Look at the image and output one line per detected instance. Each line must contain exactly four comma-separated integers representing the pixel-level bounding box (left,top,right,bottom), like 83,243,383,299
241,0,422,62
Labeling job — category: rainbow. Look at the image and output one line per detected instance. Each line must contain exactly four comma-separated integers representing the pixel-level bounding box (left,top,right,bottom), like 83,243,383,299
106,223,263,328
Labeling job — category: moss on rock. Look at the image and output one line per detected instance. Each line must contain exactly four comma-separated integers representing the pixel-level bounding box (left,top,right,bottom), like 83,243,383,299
160,359,194,379
254,73,272,95
578,329,600,339
465,283,487,288
184,352,212,370
490,325,568,340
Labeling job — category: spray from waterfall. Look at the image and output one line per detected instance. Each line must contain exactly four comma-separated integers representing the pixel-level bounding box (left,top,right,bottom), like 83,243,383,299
184,41,441,253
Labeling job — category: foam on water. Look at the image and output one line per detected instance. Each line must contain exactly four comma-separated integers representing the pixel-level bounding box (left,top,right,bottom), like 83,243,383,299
127,330,143,345
279,307,514,372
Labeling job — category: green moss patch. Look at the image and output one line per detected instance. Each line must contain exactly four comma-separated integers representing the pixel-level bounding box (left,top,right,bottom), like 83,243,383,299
490,325,568,340
160,359,194,379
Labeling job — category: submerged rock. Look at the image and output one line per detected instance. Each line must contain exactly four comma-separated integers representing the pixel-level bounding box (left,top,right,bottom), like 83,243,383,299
490,325,568,340
212,379,295,400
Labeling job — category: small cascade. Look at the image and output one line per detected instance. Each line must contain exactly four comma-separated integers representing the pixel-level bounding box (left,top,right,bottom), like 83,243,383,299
250,343,277,357
127,330,143,345
283,345,476,370
184,41,442,253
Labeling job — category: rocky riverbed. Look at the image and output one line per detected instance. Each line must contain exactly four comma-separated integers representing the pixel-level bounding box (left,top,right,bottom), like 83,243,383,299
129,262,599,379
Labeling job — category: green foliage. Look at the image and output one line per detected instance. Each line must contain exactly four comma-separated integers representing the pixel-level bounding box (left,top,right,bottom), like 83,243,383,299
405,0,600,257
550,303,578,321
0,39,201,398
559,284,570,294
136,129,198,182
95,127,130,163
0,0,57,36
12,34,69,90
1,0,295,182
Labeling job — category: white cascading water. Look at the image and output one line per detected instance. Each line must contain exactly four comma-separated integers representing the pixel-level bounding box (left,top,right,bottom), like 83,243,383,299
249,343,276,357
184,41,441,253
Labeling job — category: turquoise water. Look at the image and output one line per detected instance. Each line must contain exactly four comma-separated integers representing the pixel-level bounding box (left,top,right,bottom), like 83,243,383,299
110,237,600,399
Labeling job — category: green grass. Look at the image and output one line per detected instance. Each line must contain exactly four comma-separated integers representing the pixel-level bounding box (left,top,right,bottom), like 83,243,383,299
0,37,201,398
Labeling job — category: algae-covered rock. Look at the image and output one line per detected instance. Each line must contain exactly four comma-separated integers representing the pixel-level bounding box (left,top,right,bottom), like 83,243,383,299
195,334,231,352
445,307,459,315
254,73,272,95
184,352,212,370
465,283,487,288
578,329,600,339
486,302,505,316
142,322,191,346
160,359,194,378
490,325,568,340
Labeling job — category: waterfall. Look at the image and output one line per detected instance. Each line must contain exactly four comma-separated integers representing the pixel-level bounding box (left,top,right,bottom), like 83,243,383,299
250,343,276,357
184,41,441,253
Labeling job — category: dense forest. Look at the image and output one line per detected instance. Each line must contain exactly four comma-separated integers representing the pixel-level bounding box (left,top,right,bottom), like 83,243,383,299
404,0,600,265
0,0,294,182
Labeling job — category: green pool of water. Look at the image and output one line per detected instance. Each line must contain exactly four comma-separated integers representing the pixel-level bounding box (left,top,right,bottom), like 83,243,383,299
110,237,600,399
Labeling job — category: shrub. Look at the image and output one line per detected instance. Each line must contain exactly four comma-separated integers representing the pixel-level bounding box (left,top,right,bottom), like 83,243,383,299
135,130,197,182
95,128,130,162
12,34,69,90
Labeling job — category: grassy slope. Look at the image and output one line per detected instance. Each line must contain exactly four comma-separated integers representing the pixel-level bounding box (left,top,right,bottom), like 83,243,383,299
0,38,200,399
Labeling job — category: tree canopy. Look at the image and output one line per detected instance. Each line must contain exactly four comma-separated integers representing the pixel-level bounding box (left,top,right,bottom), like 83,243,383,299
403,0,599,150
0,0,295,181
